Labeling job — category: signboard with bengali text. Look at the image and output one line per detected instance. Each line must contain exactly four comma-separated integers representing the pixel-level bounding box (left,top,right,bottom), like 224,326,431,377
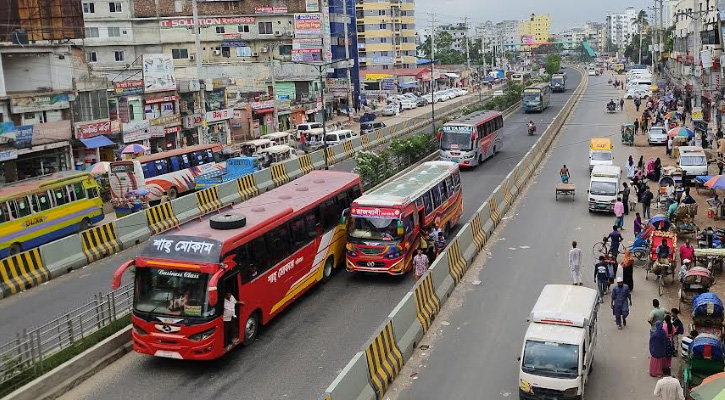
160,17,255,28
75,119,112,139
142,54,176,93
350,207,401,219
294,13,322,38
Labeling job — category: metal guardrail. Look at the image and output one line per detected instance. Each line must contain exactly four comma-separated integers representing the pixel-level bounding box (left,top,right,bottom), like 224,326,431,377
0,283,134,394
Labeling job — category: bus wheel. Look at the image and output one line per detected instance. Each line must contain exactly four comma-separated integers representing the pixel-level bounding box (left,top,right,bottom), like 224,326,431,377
78,218,90,232
167,187,178,200
8,243,22,256
322,257,335,282
242,312,260,346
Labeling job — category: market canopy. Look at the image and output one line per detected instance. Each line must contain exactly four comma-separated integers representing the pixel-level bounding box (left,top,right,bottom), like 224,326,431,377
398,82,418,89
79,135,115,149
444,73,460,79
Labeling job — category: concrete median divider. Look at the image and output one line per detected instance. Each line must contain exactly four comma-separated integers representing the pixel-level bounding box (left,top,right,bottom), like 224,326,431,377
322,351,376,400
146,202,180,235
285,157,303,180
253,168,275,193
39,235,86,279
236,174,259,201
217,179,240,205
445,240,468,284
342,141,355,160
469,213,487,253
116,211,151,248
195,186,223,216
360,134,373,150
270,163,291,187
388,291,424,361
456,223,478,264
350,136,363,153
299,154,314,175
413,273,440,334
363,320,404,399
0,248,50,300
477,202,495,238
376,130,388,145
168,194,199,224
80,223,122,264
309,150,326,170
427,253,455,303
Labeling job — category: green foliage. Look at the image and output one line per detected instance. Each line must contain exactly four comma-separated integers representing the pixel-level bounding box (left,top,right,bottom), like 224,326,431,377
482,84,522,111
544,54,561,75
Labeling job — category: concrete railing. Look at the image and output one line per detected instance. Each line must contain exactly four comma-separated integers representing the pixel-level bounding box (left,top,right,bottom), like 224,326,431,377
322,69,588,400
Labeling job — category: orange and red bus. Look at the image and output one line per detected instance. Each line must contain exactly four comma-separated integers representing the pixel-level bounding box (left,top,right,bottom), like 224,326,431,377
112,170,362,360
438,110,504,167
345,161,463,275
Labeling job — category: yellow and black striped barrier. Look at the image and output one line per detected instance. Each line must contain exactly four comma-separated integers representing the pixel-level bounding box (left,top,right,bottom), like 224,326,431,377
502,181,514,207
342,141,355,159
237,174,258,201
414,274,440,333
514,166,523,190
360,135,372,150
0,249,50,297
490,198,501,227
325,146,337,165
270,164,290,187
146,202,180,234
365,321,404,399
196,186,222,215
376,131,386,144
446,240,467,284
470,214,486,252
299,154,313,175
81,223,122,263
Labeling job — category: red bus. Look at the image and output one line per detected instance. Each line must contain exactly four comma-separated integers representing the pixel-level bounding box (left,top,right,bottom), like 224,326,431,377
438,110,504,167
112,170,362,360
345,161,463,275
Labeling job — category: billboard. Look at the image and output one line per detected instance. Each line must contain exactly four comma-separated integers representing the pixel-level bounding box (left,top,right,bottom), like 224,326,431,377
142,54,176,93
292,49,322,62
159,17,255,28
294,14,322,38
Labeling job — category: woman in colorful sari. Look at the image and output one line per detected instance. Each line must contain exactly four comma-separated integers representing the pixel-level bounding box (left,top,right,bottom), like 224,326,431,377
649,321,669,377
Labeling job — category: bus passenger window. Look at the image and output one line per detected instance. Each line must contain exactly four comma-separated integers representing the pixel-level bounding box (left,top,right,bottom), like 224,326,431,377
181,154,191,169
445,177,455,195
304,212,318,238
142,163,155,178
155,160,168,174
213,151,223,163
15,197,32,218
205,149,215,163
337,192,351,210
194,152,205,165
0,203,9,222
53,188,69,205
267,225,292,264
168,156,181,172
36,191,52,211
431,187,442,208
351,184,362,200
403,214,414,234
452,172,461,191
290,218,308,248
73,183,86,200
320,199,339,230
248,237,271,273
422,192,434,215
438,181,449,200
86,187,98,199
236,245,257,283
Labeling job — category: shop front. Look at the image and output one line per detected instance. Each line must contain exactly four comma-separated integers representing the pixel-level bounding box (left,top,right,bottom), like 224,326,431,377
251,100,275,136
1,141,73,184
73,119,117,168
148,113,182,151
205,108,234,145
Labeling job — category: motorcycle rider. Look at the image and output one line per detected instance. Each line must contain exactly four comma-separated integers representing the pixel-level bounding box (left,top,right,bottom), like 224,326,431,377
607,99,616,111
527,120,536,135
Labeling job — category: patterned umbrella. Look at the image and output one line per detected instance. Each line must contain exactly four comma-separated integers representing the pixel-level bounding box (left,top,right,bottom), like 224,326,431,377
705,175,725,190
690,372,725,400
667,126,694,138
85,161,110,176
121,144,149,154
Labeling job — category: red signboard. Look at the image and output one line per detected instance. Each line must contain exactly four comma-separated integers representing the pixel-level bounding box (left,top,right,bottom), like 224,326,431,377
164,126,181,135
350,207,401,218
145,95,178,105
76,120,112,139
255,6,288,14
160,17,256,28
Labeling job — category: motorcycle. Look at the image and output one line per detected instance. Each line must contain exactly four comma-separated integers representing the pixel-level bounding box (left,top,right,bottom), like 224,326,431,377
607,103,617,113
527,123,536,136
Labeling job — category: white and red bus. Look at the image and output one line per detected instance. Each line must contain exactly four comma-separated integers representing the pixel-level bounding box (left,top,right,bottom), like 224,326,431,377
438,110,504,167
109,144,224,205
112,170,362,360
345,161,462,275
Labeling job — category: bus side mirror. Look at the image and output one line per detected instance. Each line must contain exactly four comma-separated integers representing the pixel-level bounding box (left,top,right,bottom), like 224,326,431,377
112,260,135,290
340,208,350,225
207,268,226,307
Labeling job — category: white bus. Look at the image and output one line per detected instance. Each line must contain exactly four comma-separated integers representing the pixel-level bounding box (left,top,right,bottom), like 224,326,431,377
439,110,504,167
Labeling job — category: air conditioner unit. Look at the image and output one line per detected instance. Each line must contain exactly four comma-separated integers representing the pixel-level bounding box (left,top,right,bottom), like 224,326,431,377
252,52,259,57
213,49,221,56
274,31,282,37
189,54,195,60
260,47,269,53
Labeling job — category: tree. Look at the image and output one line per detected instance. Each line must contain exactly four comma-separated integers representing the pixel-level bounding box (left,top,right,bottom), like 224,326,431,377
415,31,466,64
544,54,561,74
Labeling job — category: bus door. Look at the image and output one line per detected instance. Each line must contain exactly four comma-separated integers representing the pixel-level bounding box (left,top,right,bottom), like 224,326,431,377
221,271,240,342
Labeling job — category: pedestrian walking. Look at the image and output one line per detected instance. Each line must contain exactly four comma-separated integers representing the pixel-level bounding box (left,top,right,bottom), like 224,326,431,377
650,321,670,377
594,256,609,299
621,248,635,291
641,186,653,219
649,298,667,332
413,248,430,281
569,241,583,285
434,231,447,259
666,137,673,157
426,228,437,262
611,277,631,329
223,291,241,348
718,156,724,175
635,97,642,112
663,315,677,361
634,118,640,135
653,367,685,400
614,198,624,228
638,155,645,170
619,98,625,111
634,212,643,237
718,136,725,157
670,308,684,357
621,183,631,215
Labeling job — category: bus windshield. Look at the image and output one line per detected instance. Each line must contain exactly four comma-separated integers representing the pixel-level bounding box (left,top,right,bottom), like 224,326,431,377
441,131,473,151
552,76,564,84
134,268,213,318
349,216,403,242
522,340,579,379
523,91,541,101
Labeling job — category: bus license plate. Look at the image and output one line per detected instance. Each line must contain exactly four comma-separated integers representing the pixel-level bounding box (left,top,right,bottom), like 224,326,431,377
154,350,183,359
597,204,608,210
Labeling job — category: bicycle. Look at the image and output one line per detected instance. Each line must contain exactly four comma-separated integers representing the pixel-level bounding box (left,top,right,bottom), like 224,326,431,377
592,239,626,260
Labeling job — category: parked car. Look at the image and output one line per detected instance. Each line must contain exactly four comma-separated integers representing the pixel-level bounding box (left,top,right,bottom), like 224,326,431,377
493,90,504,97
324,129,354,145
625,87,652,99
382,104,399,116
401,93,418,102
415,96,429,107
422,93,443,103
648,126,668,145
400,99,416,110
454,88,468,96
361,121,386,134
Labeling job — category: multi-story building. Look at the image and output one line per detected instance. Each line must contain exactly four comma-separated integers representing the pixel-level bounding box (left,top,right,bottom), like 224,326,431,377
606,7,637,49
560,22,605,52
355,0,416,71
439,23,468,52
520,14,551,49
495,20,521,52
479,20,496,55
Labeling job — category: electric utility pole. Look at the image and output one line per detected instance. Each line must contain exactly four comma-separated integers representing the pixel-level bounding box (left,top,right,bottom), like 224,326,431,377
464,17,471,73
192,0,209,144
428,12,438,137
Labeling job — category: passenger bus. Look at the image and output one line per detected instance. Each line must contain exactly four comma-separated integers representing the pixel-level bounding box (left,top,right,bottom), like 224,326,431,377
522,83,552,113
510,72,530,85
112,170,362,360
0,172,103,257
109,144,224,205
439,110,504,167
345,161,462,275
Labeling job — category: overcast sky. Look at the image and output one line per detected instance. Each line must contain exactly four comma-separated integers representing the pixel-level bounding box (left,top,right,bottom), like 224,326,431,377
415,0,652,32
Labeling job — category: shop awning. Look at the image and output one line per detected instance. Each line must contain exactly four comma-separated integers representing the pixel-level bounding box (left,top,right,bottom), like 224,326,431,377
398,82,418,89
79,135,115,149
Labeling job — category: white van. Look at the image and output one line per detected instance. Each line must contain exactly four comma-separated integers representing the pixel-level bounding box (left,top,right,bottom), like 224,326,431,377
519,285,599,400
325,129,354,145
263,131,292,146
588,165,621,213
297,122,324,140
678,146,708,179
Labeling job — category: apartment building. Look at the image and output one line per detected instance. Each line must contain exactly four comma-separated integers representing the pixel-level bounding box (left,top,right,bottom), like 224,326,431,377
606,7,637,48
355,0,417,71
520,14,551,49
495,20,521,52
439,23,468,52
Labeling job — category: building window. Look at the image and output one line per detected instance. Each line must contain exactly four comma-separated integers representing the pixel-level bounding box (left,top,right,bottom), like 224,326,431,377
86,51,97,62
215,26,225,34
379,24,387,29
221,47,231,58
171,48,189,59
114,51,124,62
278,45,291,55
82,2,94,13
72,90,109,122
258,22,273,34
238,25,250,33
109,2,122,12
107,27,120,37
84,27,99,38
236,47,252,57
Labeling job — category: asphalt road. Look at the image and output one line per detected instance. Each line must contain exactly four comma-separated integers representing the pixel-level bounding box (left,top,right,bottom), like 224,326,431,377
57,71,582,400
387,72,663,400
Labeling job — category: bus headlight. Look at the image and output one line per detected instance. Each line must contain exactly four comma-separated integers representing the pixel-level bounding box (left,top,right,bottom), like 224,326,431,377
189,328,216,342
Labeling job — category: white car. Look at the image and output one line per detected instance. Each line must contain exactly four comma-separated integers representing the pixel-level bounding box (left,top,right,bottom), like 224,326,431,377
626,87,652,99
441,90,456,100
400,100,416,110
493,90,504,97
381,104,399,116
648,126,668,145
588,69,596,76
454,88,468,96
